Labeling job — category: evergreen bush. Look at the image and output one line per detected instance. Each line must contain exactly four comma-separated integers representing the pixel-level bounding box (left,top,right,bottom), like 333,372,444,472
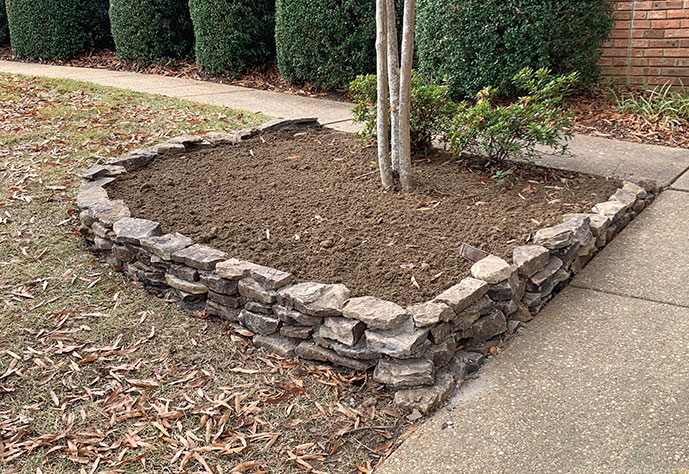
275,0,376,89
6,0,111,59
109,0,194,63
189,0,274,76
416,0,614,98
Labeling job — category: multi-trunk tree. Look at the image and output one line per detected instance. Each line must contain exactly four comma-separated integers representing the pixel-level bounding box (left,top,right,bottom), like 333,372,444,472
375,0,415,191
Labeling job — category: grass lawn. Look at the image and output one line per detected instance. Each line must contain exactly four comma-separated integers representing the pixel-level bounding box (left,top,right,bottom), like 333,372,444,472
0,74,405,473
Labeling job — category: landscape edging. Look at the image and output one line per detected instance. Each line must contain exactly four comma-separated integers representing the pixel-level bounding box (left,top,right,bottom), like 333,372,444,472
76,119,660,414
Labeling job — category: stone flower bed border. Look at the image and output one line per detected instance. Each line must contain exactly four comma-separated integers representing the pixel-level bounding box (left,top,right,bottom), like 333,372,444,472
77,118,660,413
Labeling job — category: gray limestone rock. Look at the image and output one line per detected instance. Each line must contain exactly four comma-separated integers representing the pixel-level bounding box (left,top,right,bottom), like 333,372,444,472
239,310,281,335
470,255,512,284
165,274,208,294
168,134,211,148
272,305,323,326
172,244,226,270
216,258,292,289
487,269,521,301
140,233,194,260
365,319,429,358
407,301,455,327
92,201,131,227
393,371,455,413
199,273,238,295
205,300,240,321
342,296,408,330
280,325,314,340
425,340,457,366
429,323,450,344
622,181,647,199
208,290,240,308
529,256,564,290
373,358,435,388
331,339,382,360
562,213,610,237
93,237,113,251
244,300,273,314
295,342,376,370
512,245,550,277
168,263,199,282
434,277,489,314
321,317,366,346
253,334,297,357
610,188,638,209
82,164,126,180
461,310,507,341
151,142,186,154
113,218,162,245
238,278,277,304
108,149,157,171
278,282,350,317
452,296,497,331
509,304,533,322
112,245,136,263
592,201,627,221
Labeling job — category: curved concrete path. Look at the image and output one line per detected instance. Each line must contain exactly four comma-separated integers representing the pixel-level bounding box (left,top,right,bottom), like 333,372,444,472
2,60,689,473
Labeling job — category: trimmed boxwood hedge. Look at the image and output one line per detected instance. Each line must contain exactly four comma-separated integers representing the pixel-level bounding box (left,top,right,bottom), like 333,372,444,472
189,0,274,76
109,0,194,63
5,0,111,59
416,0,614,98
0,0,8,45
275,0,376,89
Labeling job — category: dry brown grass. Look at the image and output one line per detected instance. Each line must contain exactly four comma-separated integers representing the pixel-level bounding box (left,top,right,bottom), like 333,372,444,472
0,74,409,474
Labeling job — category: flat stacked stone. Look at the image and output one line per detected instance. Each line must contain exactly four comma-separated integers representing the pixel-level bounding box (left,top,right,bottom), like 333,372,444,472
278,282,350,317
342,296,408,330
172,244,226,271
365,319,429,359
373,358,435,388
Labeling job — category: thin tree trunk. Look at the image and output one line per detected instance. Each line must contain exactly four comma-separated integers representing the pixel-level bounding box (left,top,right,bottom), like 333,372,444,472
398,0,415,191
385,0,401,175
375,0,393,188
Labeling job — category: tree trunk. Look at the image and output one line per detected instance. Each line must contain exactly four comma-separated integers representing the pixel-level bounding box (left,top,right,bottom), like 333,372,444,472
375,0,393,188
398,0,415,191
385,0,401,175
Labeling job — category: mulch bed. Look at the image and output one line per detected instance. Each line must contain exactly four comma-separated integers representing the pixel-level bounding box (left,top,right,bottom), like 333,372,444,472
107,128,620,305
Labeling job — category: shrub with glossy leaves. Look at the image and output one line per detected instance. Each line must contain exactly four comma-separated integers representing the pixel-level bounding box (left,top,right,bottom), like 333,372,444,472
0,0,9,45
109,0,194,63
416,0,613,99
6,0,111,59
276,0,376,89
189,0,274,76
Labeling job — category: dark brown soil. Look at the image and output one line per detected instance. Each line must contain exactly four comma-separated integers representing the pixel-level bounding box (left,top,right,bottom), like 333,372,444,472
107,128,620,305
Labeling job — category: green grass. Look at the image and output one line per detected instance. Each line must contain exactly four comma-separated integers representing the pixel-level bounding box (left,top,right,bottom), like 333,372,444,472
0,74,405,473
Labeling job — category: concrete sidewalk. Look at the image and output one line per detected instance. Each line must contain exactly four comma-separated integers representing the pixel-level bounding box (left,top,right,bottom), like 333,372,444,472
2,60,689,186
380,184,689,473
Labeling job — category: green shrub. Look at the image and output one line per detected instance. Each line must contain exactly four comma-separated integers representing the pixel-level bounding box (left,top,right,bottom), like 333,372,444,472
350,72,458,152
109,0,194,63
449,68,577,162
416,0,613,99
0,0,9,45
189,0,274,76
613,83,689,128
276,0,376,89
6,0,111,59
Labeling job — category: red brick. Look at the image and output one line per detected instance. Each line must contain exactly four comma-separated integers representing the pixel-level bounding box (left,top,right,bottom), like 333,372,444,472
642,48,666,56
665,48,689,56
632,29,665,39
649,57,679,66
648,10,668,19
649,38,681,47
667,9,688,18
652,19,681,28
665,29,689,38
634,1,655,9
662,67,689,76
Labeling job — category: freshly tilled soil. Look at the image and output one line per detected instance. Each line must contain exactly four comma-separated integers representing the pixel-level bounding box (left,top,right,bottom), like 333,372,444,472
108,128,620,305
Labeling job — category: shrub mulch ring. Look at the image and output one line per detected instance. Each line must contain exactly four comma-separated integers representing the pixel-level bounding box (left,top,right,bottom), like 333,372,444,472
107,127,620,306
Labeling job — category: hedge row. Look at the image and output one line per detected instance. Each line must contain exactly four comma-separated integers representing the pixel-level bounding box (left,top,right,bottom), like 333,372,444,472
416,0,614,98
190,0,275,76
275,0,377,89
4,0,614,95
109,0,194,63
0,0,9,45
5,0,111,59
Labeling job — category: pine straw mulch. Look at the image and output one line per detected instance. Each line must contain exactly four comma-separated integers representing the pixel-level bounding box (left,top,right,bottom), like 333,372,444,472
0,74,412,474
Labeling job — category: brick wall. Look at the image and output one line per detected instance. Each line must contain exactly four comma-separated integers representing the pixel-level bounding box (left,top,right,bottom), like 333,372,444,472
600,0,689,87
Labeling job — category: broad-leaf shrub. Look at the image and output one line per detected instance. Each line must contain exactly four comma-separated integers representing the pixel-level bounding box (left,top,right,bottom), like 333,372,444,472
350,72,458,152
0,0,9,45
189,0,274,76
109,0,194,63
416,0,613,99
6,0,111,59
449,68,578,162
276,0,376,89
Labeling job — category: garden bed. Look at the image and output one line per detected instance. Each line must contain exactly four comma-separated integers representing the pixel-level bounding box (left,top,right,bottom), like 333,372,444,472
106,127,619,305
78,118,659,414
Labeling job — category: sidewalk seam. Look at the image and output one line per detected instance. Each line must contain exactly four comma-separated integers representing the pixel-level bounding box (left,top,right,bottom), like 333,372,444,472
569,284,689,310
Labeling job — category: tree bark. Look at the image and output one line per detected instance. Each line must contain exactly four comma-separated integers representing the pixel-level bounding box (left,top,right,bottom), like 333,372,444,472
375,0,393,188
398,0,415,191
385,0,401,175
